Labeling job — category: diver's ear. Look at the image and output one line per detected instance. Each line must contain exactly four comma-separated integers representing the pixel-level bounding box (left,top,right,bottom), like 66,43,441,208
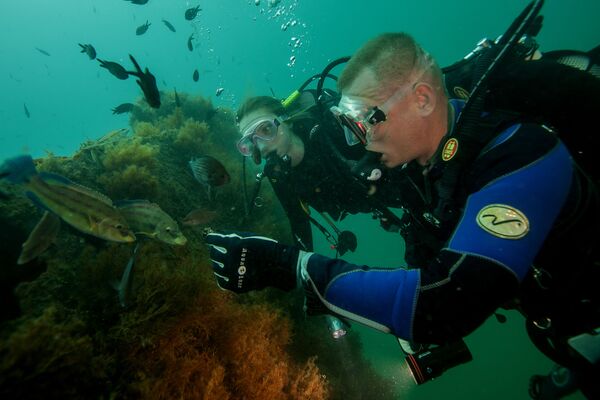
414,82,436,116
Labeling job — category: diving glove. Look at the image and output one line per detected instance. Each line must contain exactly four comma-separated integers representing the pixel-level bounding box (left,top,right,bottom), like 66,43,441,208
205,231,301,293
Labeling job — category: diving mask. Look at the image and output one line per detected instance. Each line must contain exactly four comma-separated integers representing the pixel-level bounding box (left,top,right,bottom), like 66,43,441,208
236,117,282,157
331,84,415,147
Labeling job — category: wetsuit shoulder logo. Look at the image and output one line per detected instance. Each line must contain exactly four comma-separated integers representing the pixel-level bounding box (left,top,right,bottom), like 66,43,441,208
453,86,470,100
476,204,529,239
442,138,459,161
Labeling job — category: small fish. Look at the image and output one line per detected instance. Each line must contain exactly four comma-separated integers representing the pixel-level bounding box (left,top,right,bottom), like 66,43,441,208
192,69,199,82
215,87,224,97
185,6,202,21
189,155,231,200
0,155,136,243
174,88,181,107
115,200,187,245
78,43,96,60
98,58,130,80
181,208,218,226
162,19,176,32
23,103,30,118
112,103,135,114
18,211,61,265
79,128,129,152
124,0,149,4
187,33,194,51
35,47,51,56
268,0,281,8
127,54,161,108
111,242,140,308
136,20,151,36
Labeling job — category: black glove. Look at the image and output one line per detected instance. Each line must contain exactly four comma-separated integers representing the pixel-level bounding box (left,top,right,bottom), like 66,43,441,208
205,231,300,293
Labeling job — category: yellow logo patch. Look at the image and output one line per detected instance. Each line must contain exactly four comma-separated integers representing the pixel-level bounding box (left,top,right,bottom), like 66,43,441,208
453,86,470,100
476,204,529,239
442,138,459,161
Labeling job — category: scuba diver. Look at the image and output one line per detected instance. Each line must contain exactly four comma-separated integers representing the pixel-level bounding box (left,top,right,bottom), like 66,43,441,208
208,1,599,397
237,90,408,256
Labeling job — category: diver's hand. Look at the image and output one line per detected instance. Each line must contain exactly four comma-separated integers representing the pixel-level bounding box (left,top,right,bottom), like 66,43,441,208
205,231,300,293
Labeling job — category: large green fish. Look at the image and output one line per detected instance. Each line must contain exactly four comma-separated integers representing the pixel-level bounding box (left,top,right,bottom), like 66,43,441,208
1,155,136,243
115,200,187,246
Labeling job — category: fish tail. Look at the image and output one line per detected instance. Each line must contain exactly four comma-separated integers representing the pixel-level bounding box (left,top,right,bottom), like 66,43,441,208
128,54,142,75
0,155,37,184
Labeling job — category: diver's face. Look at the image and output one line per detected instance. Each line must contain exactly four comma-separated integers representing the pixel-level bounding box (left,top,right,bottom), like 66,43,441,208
238,109,291,159
343,70,423,168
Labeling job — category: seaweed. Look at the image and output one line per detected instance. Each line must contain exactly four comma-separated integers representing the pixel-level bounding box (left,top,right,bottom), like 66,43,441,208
0,90,394,399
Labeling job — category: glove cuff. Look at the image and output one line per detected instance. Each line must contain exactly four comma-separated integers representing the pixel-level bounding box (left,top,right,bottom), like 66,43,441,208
266,244,301,291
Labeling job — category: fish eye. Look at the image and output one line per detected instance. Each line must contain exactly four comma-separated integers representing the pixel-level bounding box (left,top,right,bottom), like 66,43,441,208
165,226,172,232
116,224,123,230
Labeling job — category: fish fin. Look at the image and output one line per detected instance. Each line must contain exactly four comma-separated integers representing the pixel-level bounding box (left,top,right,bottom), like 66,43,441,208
0,155,37,184
128,54,143,75
88,215,98,230
114,199,151,207
135,231,157,238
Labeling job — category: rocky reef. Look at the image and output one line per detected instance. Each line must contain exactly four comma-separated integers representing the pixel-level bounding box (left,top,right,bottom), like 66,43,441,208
0,92,394,399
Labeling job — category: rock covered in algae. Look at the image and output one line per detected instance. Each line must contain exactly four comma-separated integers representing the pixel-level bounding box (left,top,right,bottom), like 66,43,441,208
0,92,395,399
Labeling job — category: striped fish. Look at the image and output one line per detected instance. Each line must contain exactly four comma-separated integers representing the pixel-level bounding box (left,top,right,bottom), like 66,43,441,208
115,200,187,246
189,155,230,200
0,155,136,243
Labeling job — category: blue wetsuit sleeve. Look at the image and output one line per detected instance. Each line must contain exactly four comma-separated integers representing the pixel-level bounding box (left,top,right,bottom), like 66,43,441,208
298,254,420,340
447,135,573,280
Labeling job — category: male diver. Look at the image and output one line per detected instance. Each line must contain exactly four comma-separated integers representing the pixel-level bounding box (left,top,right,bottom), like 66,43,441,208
207,28,600,398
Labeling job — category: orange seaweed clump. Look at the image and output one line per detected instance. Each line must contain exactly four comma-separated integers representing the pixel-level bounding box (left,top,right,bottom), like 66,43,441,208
129,290,328,400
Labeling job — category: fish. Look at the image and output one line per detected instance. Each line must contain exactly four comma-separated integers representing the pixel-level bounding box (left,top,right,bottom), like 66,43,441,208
112,103,135,114
18,211,61,265
35,47,51,56
78,128,129,153
127,54,161,108
111,242,140,308
136,20,151,36
192,69,199,82
78,43,97,60
189,155,231,200
98,58,130,80
162,19,176,32
124,0,149,4
23,103,30,118
0,155,136,243
268,0,281,7
174,88,181,107
215,87,224,97
115,200,187,245
185,5,202,21
181,208,218,226
187,33,194,51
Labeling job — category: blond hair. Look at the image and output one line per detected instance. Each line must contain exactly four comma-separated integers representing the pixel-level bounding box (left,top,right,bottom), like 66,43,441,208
338,33,442,96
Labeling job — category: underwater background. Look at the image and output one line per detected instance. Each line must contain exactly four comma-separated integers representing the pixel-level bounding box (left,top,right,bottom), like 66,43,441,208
1,0,598,398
